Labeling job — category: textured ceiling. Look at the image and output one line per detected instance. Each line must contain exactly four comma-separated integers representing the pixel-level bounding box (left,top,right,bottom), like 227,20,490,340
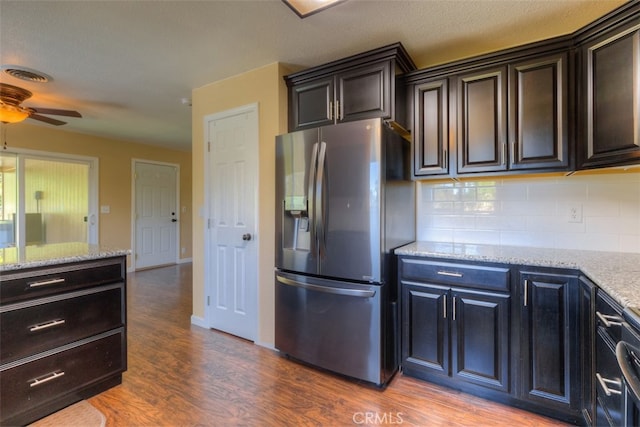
0,0,628,151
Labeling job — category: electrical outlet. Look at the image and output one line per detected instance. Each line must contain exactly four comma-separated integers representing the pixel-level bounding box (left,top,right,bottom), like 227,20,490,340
568,204,583,223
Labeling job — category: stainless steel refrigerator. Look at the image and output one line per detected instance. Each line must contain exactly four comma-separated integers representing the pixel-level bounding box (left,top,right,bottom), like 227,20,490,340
274,118,415,386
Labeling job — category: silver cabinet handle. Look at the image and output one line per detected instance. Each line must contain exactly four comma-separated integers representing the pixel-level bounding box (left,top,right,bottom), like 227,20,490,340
29,319,66,332
437,271,463,278
28,278,66,288
29,371,65,388
329,101,334,120
596,311,623,328
443,295,447,318
524,279,528,307
596,373,622,396
452,296,457,321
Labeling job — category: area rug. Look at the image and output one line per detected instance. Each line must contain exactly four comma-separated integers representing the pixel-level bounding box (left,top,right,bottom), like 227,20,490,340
28,400,106,427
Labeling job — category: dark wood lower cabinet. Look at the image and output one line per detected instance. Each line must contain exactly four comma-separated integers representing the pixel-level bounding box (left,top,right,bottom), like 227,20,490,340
451,288,510,393
400,257,512,402
518,270,581,422
400,256,585,425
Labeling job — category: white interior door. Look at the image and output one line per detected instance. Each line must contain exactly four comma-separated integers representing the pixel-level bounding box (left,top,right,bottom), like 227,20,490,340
206,104,258,341
134,161,178,269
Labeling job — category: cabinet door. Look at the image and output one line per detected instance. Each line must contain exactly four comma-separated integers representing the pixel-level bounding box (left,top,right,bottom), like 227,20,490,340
456,67,508,173
581,22,640,168
413,79,449,176
520,271,579,413
401,283,449,376
580,277,596,426
290,77,335,130
451,288,510,393
509,53,569,170
337,61,390,123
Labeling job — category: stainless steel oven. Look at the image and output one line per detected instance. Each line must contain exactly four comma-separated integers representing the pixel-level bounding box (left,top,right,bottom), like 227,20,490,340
619,308,640,426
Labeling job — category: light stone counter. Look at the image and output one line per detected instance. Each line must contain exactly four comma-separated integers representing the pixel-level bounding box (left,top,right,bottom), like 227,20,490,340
396,241,640,310
0,242,130,272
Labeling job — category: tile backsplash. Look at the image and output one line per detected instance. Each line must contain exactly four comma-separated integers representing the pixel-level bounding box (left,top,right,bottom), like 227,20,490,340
416,171,640,253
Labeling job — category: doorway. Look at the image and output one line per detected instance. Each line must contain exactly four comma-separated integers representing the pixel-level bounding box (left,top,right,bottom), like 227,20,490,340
132,160,179,270
204,103,259,342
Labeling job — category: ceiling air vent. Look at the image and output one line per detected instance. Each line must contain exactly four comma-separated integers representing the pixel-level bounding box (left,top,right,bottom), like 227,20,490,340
1,66,52,83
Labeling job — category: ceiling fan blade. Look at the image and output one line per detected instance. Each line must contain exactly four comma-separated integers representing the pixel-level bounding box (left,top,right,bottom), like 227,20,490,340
30,107,82,118
28,113,67,126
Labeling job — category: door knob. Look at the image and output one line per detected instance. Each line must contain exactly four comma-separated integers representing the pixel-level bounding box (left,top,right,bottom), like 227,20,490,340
242,233,252,241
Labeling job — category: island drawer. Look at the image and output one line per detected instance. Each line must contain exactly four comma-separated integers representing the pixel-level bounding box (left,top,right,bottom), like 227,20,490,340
0,256,125,304
0,284,125,364
0,329,125,424
399,257,510,291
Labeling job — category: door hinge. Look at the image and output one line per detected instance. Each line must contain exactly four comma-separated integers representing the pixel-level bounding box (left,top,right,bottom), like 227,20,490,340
207,296,210,306
207,141,211,152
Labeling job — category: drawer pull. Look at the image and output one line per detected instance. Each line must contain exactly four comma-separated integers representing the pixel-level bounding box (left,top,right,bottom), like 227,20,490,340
29,370,65,388
28,278,66,288
437,271,463,278
596,373,622,396
29,319,66,332
596,311,623,328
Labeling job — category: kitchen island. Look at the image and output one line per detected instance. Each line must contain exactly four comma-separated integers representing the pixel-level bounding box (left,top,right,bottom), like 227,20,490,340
0,243,129,426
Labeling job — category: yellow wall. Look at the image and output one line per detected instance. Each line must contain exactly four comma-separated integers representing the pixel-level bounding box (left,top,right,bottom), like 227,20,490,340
191,62,290,346
2,123,193,267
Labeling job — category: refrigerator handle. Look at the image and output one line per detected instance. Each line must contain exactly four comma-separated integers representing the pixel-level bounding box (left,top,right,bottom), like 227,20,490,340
308,142,319,258
316,141,327,259
276,274,376,298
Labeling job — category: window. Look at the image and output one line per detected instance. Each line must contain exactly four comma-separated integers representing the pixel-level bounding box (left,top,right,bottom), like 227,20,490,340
0,150,98,248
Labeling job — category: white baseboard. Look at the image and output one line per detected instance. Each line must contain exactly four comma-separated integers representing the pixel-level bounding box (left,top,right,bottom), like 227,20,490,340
190,315,208,329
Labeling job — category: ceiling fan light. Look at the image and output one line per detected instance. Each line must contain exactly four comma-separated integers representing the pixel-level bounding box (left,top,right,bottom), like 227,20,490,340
0,104,29,124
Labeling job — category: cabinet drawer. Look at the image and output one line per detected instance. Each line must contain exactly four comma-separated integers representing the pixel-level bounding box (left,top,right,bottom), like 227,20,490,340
595,331,624,426
0,329,125,423
400,258,510,291
596,291,624,345
0,256,125,304
0,285,124,364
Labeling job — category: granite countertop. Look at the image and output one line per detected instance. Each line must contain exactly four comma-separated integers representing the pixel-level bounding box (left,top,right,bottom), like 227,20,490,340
0,242,130,272
396,241,640,310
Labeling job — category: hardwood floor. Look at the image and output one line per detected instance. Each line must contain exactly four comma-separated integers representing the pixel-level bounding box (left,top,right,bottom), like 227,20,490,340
89,263,569,426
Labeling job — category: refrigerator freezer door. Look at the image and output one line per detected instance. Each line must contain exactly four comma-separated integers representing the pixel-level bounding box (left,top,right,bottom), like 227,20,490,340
275,128,319,275
318,118,382,283
274,271,386,385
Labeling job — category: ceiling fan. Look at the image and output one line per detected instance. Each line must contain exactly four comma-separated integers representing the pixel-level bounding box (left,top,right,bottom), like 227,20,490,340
0,82,82,125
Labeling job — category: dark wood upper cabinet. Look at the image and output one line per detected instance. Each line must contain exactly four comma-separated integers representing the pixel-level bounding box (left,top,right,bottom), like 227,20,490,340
456,67,508,174
413,78,449,176
509,53,569,170
577,8,640,169
337,61,390,122
407,39,573,178
285,43,416,132
290,77,334,130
